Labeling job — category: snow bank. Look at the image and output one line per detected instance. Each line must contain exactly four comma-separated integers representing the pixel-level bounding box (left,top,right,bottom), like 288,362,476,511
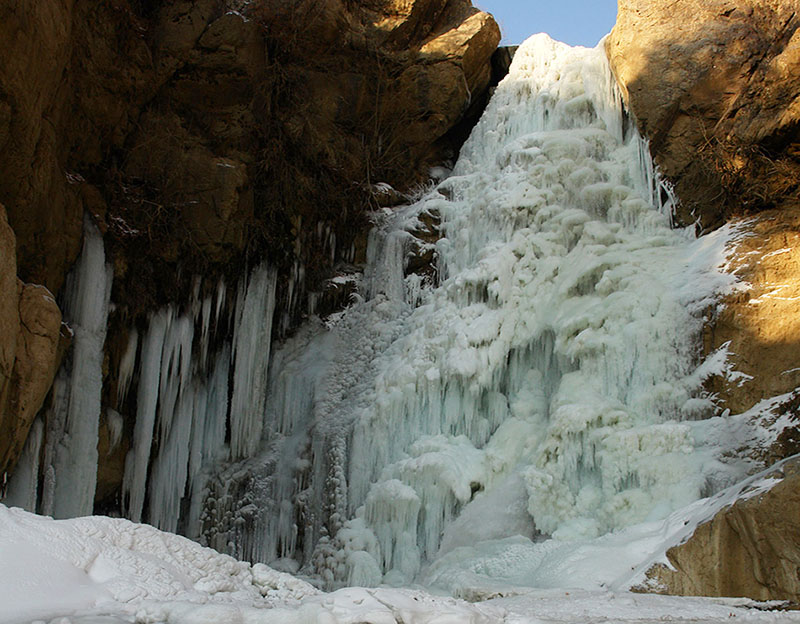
2,500,799,624
0,504,316,624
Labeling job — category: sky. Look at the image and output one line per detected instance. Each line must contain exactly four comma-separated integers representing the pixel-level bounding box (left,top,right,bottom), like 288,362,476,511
473,1,618,47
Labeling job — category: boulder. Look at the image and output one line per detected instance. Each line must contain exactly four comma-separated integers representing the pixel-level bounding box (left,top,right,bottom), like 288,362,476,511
607,0,800,230
0,205,62,479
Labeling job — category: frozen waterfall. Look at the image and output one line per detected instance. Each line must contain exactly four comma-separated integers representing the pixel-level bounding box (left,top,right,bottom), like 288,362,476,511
4,34,749,595
196,35,742,588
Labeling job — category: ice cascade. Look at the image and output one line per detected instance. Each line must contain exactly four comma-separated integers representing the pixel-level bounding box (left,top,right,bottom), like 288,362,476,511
120,263,278,532
198,35,741,588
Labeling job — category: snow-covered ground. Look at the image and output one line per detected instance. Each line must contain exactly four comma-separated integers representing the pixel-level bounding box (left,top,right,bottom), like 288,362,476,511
2,460,798,624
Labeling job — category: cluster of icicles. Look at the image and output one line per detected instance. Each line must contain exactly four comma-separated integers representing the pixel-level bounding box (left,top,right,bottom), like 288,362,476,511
5,35,745,591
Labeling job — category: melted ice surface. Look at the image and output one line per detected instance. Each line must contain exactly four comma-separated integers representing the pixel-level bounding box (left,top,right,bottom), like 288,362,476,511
205,34,742,590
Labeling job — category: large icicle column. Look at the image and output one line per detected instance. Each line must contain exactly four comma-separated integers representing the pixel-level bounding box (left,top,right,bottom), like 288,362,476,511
43,217,113,519
199,34,744,589
120,263,278,534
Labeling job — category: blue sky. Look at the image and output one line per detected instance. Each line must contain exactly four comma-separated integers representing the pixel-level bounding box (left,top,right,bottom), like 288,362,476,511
473,1,618,47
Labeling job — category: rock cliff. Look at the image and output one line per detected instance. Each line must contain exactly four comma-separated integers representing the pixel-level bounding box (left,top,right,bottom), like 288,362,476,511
0,205,62,481
643,458,800,601
607,0,800,231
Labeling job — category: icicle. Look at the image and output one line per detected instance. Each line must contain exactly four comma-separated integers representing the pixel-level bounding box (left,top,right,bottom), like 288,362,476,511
117,328,138,405
123,309,169,522
51,216,113,519
230,264,278,459
3,418,44,512
106,409,124,452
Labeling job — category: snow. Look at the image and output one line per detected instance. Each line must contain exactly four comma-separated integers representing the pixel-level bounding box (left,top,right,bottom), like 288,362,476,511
0,504,317,624
2,497,800,624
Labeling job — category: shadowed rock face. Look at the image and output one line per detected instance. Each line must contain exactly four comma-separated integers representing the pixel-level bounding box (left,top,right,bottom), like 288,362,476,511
0,205,62,479
0,0,499,307
607,0,800,230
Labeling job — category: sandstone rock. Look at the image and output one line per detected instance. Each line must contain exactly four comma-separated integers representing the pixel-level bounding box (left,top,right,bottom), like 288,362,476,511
421,9,499,95
0,0,81,292
123,110,253,264
642,458,800,601
4,284,63,471
150,0,219,81
0,205,19,401
607,0,800,229
0,205,62,479
703,208,800,416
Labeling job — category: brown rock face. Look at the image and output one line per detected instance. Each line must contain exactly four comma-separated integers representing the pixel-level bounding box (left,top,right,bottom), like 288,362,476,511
0,1,83,293
0,0,499,303
702,208,800,417
643,459,800,601
607,0,800,230
0,205,62,479
0,204,19,404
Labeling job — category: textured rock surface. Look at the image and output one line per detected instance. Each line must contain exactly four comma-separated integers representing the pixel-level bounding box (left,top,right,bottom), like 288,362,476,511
703,208,800,416
643,459,800,601
0,205,62,478
0,205,19,410
607,0,800,230
0,0,499,300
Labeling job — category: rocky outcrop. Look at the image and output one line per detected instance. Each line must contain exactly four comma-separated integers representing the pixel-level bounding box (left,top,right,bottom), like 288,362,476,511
0,205,62,479
702,208,800,417
643,458,800,601
0,0,499,308
607,0,800,230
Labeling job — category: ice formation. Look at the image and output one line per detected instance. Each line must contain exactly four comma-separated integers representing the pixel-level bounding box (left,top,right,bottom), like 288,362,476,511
190,35,744,588
38,217,113,519
120,265,277,532
4,34,757,598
